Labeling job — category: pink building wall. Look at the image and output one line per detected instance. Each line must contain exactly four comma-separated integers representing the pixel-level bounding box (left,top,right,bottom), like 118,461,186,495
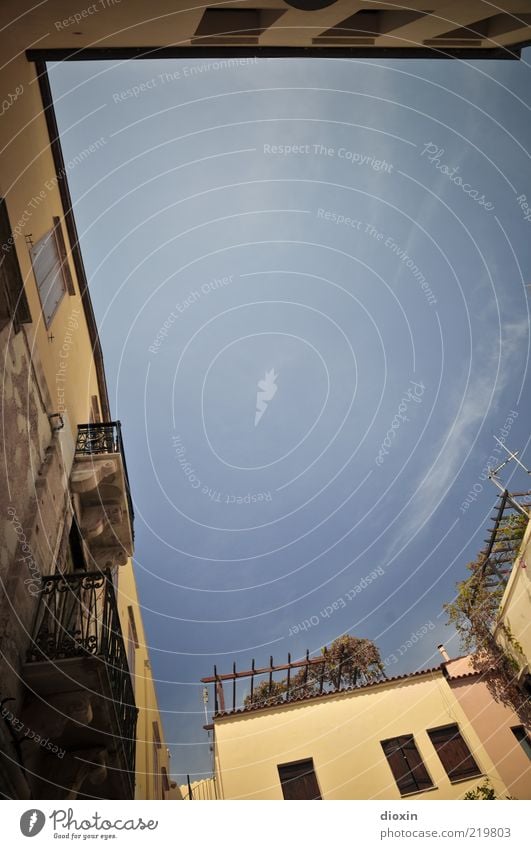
446,658,531,800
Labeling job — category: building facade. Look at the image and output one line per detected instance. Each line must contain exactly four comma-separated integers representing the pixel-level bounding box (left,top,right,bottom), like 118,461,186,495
0,13,173,800
204,517,531,801
446,656,531,801
206,655,531,800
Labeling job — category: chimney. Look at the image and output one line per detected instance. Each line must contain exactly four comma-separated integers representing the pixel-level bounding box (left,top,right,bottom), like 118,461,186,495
437,644,450,662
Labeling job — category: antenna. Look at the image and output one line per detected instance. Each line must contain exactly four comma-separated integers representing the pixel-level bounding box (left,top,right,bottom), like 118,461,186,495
492,437,531,475
488,440,530,517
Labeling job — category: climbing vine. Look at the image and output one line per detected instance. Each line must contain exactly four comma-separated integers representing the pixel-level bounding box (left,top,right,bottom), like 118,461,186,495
244,635,385,709
444,512,530,725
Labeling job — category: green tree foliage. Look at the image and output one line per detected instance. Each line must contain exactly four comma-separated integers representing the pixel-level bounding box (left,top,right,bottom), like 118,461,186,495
243,679,286,709
244,635,385,708
291,636,385,698
463,778,515,800
463,780,497,800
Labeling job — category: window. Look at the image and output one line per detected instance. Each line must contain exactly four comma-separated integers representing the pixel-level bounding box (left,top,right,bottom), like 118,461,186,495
277,758,322,800
30,218,73,327
90,395,101,423
161,766,170,799
381,735,434,795
152,721,162,799
427,724,481,782
511,726,531,760
66,519,86,572
126,606,139,691
0,198,31,333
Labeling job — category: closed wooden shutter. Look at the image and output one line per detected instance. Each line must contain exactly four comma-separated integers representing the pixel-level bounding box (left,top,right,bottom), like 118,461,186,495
152,721,162,799
428,725,481,781
0,198,31,332
511,726,531,760
278,759,322,799
52,216,75,295
30,225,67,327
381,735,434,794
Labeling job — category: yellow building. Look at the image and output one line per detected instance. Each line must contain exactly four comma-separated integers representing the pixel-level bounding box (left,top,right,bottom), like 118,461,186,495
203,510,531,801
115,562,181,800
202,653,530,800
0,7,174,801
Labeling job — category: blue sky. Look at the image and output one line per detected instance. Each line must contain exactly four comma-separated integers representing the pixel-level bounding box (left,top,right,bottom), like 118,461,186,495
48,53,530,781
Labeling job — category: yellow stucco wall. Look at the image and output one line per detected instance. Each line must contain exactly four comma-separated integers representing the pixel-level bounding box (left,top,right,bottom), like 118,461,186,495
0,49,102,436
496,517,531,674
116,561,180,800
213,671,509,800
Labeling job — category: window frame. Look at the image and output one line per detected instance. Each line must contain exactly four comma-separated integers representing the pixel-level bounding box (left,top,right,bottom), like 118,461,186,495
277,757,322,800
152,721,162,799
381,734,435,796
427,723,482,783
511,725,531,760
29,219,72,328
126,606,139,692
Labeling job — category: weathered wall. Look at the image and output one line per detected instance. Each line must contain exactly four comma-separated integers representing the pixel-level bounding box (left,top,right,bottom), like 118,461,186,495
0,46,110,798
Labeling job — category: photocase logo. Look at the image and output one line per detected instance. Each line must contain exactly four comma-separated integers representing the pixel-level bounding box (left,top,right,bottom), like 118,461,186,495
254,369,278,426
20,810,45,837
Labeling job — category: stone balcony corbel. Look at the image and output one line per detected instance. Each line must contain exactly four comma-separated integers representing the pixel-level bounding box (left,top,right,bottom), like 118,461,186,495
70,458,118,494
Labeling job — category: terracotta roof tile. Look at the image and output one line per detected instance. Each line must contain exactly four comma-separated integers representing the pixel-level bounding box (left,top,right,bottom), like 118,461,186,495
214,664,444,720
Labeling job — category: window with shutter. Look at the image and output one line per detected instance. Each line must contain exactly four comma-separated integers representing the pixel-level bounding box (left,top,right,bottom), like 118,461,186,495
151,721,163,798
52,216,75,295
427,724,481,781
278,758,322,799
381,735,434,795
30,220,72,327
0,198,31,333
511,726,531,760
126,606,139,693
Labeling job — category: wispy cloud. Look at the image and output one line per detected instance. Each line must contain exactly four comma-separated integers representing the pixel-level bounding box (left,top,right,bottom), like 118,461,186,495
385,314,528,558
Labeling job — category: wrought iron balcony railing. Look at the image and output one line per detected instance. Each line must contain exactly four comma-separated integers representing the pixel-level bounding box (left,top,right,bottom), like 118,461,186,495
27,570,137,789
75,421,135,536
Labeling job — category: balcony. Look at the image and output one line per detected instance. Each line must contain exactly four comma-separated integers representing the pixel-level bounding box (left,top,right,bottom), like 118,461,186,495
23,570,137,799
70,422,135,570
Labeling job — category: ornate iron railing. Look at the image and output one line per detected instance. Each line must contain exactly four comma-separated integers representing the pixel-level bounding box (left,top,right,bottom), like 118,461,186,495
76,421,135,536
27,570,137,791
